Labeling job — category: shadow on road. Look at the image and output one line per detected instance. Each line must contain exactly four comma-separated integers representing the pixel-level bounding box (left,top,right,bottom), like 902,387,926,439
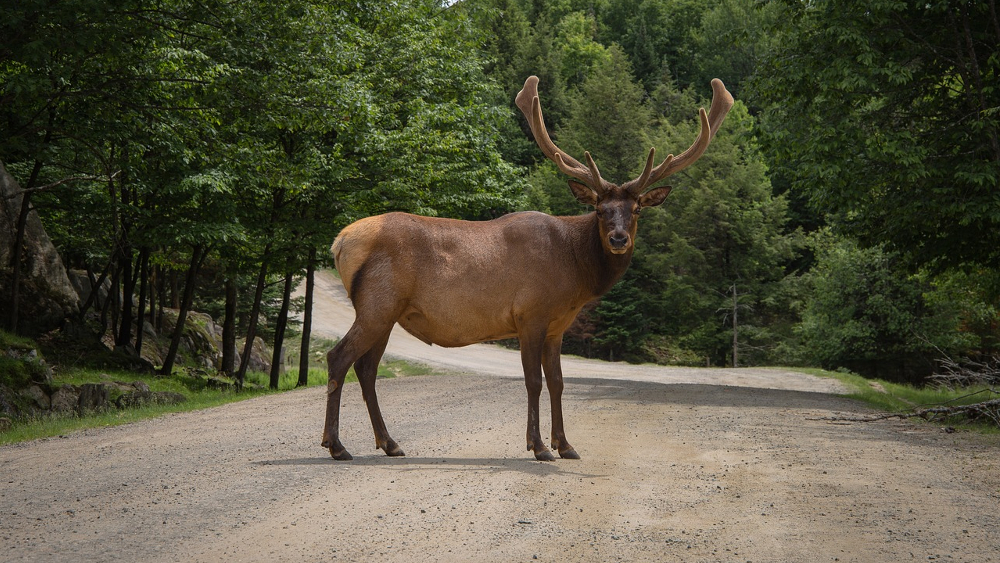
252,455,606,478
565,377,856,411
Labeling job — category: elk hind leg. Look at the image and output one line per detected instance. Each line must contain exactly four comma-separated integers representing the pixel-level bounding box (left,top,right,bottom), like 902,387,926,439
323,336,357,460
322,316,397,460
354,331,404,457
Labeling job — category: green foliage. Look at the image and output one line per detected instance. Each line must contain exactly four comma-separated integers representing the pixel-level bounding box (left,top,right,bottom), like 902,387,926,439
1,0,525,367
750,0,1000,271
598,0,703,89
687,0,785,102
592,276,651,361
559,46,653,183
626,95,798,365
796,233,972,382
555,11,611,85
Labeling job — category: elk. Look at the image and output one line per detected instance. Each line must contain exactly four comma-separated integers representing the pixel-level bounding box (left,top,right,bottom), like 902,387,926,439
323,75,733,461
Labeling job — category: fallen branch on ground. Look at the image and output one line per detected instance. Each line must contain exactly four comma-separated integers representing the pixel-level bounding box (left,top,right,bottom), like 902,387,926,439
811,399,1000,428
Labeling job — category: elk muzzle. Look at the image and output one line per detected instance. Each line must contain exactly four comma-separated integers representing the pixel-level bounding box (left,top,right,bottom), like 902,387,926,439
608,231,631,254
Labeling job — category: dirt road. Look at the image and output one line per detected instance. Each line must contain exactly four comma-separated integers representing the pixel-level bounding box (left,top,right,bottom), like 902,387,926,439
1,271,998,562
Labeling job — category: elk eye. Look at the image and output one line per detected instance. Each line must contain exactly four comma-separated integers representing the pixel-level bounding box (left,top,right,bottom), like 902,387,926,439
595,208,605,218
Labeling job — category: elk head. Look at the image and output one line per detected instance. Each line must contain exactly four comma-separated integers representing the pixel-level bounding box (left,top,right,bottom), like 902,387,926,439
515,76,734,255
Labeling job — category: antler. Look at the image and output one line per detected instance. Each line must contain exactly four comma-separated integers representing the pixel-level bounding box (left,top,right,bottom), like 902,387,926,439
516,76,610,196
623,78,734,196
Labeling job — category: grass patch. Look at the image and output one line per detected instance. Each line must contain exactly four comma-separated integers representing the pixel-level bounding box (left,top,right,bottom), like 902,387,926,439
1,349,434,446
0,330,49,389
793,367,999,432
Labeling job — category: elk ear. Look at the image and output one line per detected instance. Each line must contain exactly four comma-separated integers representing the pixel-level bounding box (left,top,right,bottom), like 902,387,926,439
639,185,672,208
568,180,599,206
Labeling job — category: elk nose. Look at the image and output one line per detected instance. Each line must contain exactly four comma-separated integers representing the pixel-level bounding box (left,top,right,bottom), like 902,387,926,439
609,233,630,249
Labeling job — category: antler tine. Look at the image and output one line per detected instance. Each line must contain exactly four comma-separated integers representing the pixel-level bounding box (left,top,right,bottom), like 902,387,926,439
516,76,605,195
624,148,658,196
625,79,734,195
707,78,734,137
584,151,604,190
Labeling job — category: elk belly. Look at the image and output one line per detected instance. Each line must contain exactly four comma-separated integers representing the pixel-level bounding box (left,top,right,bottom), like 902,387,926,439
396,305,517,348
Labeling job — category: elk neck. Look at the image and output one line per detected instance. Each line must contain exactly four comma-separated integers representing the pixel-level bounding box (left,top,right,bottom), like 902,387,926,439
569,212,634,299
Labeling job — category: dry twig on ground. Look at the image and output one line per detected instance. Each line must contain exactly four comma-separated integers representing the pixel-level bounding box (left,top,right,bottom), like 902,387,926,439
813,397,1000,428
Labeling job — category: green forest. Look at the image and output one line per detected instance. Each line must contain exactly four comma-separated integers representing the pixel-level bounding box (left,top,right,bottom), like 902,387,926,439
2,0,998,385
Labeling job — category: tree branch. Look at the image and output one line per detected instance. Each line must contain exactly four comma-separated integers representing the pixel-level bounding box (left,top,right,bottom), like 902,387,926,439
3,171,119,199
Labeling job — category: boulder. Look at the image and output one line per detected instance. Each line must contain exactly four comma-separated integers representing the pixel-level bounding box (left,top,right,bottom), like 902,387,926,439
50,385,79,413
115,388,186,408
77,383,109,413
151,391,186,406
0,161,79,335
2,343,53,387
67,269,111,312
18,385,50,410
241,336,272,374
153,309,257,372
0,385,22,419
114,381,154,409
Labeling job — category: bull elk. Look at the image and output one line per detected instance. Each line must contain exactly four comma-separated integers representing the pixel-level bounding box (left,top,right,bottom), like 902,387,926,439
323,75,733,461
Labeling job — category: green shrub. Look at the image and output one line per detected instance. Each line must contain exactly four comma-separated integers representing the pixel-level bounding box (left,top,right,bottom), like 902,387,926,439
0,330,49,388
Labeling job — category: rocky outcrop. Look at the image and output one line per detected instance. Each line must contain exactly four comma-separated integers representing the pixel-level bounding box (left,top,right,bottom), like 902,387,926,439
66,269,112,315
139,309,270,374
0,161,80,335
2,379,189,420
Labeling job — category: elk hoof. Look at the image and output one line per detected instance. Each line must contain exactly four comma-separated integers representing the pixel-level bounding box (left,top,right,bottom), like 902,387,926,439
534,450,557,462
383,439,405,457
330,448,353,461
324,437,353,461
559,448,581,460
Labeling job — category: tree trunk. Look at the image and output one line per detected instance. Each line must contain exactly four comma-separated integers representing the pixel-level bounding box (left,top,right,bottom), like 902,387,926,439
155,262,166,331
731,283,739,369
101,260,122,337
115,176,136,350
297,248,316,387
160,245,207,375
269,267,295,390
148,261,157,329
170,269,180,308
79,259,112,319
221,275,237,377
236,244,272,388
6,191,32,334
134,248,150,355
115,246,135,349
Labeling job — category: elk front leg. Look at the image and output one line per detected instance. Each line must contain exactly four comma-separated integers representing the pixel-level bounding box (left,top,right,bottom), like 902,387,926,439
354,332,404,457
520,331,555,461
542,335,579,459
